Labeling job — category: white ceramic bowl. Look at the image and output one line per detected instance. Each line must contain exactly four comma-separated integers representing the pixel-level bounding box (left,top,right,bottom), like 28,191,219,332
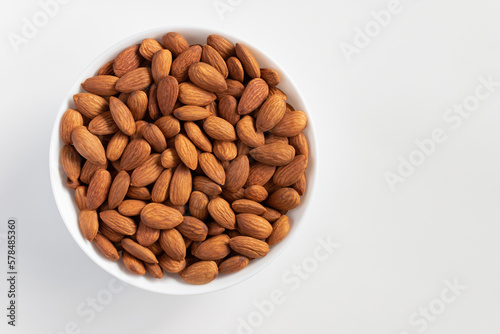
49,27,317,295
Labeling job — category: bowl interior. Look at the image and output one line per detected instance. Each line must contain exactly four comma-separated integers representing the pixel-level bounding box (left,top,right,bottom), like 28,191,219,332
49,27,317,295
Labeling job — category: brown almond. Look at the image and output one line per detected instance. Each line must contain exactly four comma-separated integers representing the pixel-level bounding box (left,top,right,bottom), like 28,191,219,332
122,251,146,275
118,199,147,216
273,155,308,187
236,116,265,148
155,115,181,139
180,261,218,285
202,44,229,78
213,141,237,161
237,78,268,115
207,197,236,229
78,209,98,241
152,49,173,84
265,133,288,145
61,145,81,181
99,210,137,235
73,93,109,119
169,163,192,205
203,116,237,141
193,176,222,197
159,228,186,261
107,170,130,209
178,82,217,106
136,221,160,246
218,79,245,99
71,126,106,165
93,234,120,261
113,44,142,77
289,132,309,158
184,121,212,152
109,97,136,136
158,253,186,273
75,186,88,210
256,95,286,132
224,155,249,192
266,215,290,246
176,216,208,242
162,32,189,57
194,234,230,260
121,238,158,263
268,86,287,100
218,95,240,126
142,123,167,152
151,169,173,203
244,185,268,202
270,111,308,137
120,139,151,171
145,263,164,279
81,75,119,96
173,105,212,121
246,162,276,186
249,142,295,166
60,109,83,145
148,83,161,120
171,45,202,82
207,34,235,59
188,62,227,93
116,67,153,93
157,76,179,116
188,192,210,221
174,134,198,170
218,256,249,274
131,120,148,140
221,187,245,204
235,43,260,78
66,178,81,190
139,38,163,61
262,207,281,222
160,148,181,169
207,222,225,236
232,199,266,215
86,169,112,210
127,91,148,120
293,172,307,196
126,186,151,200
236,213,272,239
106,131,129,161
267,188,300,210
130,153,164,187
198,153,225,185
226,57,244,82
97,59,114,76
229,236,270,258
260,68,280,87
140,202,184,229
88,111,119,135
80,160,107,184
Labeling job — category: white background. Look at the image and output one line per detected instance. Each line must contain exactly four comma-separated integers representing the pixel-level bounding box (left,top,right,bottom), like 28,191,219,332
1,0,500,333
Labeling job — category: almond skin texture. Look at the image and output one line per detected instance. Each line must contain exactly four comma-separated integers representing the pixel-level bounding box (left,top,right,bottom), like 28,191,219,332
189,191,210,221
61,145,81,181
88,112,119,135
130,153,164,187
99,210,137,235
120,139,152,171
121,238,158,263
80,160,107,184
152,49,173,84
232,199,267,215
169,163,192,205
158,253,186,273
151,169,173,203
221,79,245,98
267,215,290,246
270,111,308,137
236,116,265,148
208,197,236,230
127,187,151,200
155,115,181,139
249,142,295,166
73,93,109,119
184,121,212,152
235,43,260,78
60,109,83,144
175,134,198,170
118,199,147,216
122,251,146,275
207,34,235,59
293,173,307,196
78,210,99,241
161,148,181,168
145,263,164,279
198,153,225,185
93,234,120,261
177,216,208,242
157,76,179,116
237,78,269,115
148,83,161,120
116,67,153,93
218,95,240,126
108,171,130,209
260,68,280,87
229,236,270,258
273,155,308,187
246,162,276,186
218,256,249,274
81,75,119,96
194,234,231,260
136,221,160,246
140,203,184,229
203,116,237,141
71,126,106,165
142,123,167,152
97,60,114,76
75,186,88,210
87,169,112,210
139,38,163,61
193,176,222,197
113,44,142,77
106,131,129,161
225,155,250,192
289,132,309,158
173,105,212,121
226,57,244,82
159,228,186,261
180,261,218,285
213,141,237,161
267,188,300,211
262,207,281,222
162,32,189,57
178,82,217,106
171,45,202,82
109,97,136,136
256,95,287,132
244,185,268,202
188,62,227,93
236,213,273,239
202,44,229,78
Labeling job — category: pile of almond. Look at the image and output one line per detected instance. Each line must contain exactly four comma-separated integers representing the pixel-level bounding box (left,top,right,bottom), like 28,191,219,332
60,32,309,285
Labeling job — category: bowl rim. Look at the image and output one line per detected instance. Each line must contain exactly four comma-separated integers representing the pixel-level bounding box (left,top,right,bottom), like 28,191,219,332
49,25,318,295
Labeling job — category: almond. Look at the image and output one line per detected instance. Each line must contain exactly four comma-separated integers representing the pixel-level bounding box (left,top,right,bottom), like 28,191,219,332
213,140,237,161
136,221,160,246
126,186,151,200
78,209,99,241
268,86,287,101
246,162,276,186
109,97,136,136
249,142,295,166
218,95,240,126
61,145,81,181
174,134,198,170
152,49,173,84
270,111,308,137
155,115,181,139
97,59,114,76
75,186,88,210
130,153,164,187
207,222,225,236
289,132,309,158
160,148,181,168
60,109,83,145
131,120,148,140
273,155,308,187
81,75,119,96
224,155,249,192
113,44,142,77
235,43,260,78
118,199,147,216
157,76,179,116
80,160,107,184
162,32,189,57
159,228,186,260
293,172,307,196
93,233,120,261
236,140,251,157
116,67,153,93
193,176,222,197
236,213,272,239
139,38,163,61
229,236,269,258
120,139,151,171
260,68,280,87
107,170,130,209
236,116,265,148
140,202,184,229
221,187,245,204
218,255,249,274
198,153,225,185
127,91,148,120
121,238,158,263
122,251,146,275
237,78,268,115
173,105,212,121
158,253,186,273
73,93,109,119
176,216,208,242
66,178,81,190
106,131,129,161
202,44,229,78
184,121,212,152
265,133,288,145
178,82,217,106
88,111,119,135
71,126,107,165
148,83,161,120
171,45,202,82
232,199,266,215
267,188,300,211
266,215,290,246
218,79,245,99
145,263,164,279
256,95,286,132
86,169,112,210
151,169,172,203
142,123,167,152
188,192,210,221
99,210,137,235
194,234,231,260
244,185,268,202
186,62,226,93
226,57,244,82
207,197,236,229
179,261,218,285
207,34,235,59
203,116,237,141
261,207,281,222
169,163,192,205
